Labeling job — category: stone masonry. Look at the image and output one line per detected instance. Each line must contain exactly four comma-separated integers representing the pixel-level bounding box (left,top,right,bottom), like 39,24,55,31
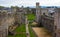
0,6,25,37
36,2,41,23
54,8,60,37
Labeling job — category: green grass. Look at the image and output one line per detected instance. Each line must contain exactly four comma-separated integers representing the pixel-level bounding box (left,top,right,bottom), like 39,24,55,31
8,34,26,37
28,25,36,37
15,25,26,32
8,24,26,37
27,14,35,21
27,14,36,37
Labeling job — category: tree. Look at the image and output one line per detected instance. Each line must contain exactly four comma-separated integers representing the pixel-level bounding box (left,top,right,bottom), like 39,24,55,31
0,6,4,9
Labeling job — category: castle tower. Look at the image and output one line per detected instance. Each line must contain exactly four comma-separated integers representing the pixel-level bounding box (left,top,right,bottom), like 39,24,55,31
36,2,41,23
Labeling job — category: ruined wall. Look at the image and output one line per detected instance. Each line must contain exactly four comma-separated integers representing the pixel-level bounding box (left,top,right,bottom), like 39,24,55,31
13,7,25,25
41,8,48,15
0,10,15,37
41,15,54,34
0,7,25,37
54,8,60,37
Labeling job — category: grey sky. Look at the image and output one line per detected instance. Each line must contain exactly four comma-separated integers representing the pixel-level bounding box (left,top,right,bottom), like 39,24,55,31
0,0,60,7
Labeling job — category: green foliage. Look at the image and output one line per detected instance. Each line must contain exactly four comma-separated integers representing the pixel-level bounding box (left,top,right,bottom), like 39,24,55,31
11,6,19,9
0,6,4,8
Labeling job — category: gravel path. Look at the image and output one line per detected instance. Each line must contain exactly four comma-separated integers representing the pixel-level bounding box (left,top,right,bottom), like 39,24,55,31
32,27,52,37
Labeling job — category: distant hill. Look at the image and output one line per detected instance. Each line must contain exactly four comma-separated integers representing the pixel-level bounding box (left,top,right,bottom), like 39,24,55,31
28,6,60,8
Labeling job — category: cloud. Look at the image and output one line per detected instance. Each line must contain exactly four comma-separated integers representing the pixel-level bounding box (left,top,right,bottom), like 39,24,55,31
0,0,60,7
40,0,60,6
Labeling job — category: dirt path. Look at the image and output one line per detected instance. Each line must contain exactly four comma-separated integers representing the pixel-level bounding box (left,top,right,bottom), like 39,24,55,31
32,27,52,37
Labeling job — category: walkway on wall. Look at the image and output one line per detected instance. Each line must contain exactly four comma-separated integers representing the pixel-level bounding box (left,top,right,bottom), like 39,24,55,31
25,16,30,37
32,27,52,37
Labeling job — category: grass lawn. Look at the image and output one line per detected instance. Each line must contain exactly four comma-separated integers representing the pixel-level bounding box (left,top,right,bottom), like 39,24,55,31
15,25,26,32
27,14,35,21
8,24,26,37
28,25,36,37
27,13,36,37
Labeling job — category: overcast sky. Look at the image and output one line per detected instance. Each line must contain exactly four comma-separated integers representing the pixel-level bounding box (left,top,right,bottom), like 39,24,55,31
0,0,60,7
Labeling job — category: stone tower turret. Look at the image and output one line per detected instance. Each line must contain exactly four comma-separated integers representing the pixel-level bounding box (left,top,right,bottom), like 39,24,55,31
36,2,41,23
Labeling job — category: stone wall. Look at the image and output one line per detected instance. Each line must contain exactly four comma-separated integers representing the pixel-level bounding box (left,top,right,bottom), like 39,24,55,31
36,2,41,23
13,7,25,25
0,10,15,37
41,8,48,15
0,6,25,37
41,15,54,34
54,8,60,37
